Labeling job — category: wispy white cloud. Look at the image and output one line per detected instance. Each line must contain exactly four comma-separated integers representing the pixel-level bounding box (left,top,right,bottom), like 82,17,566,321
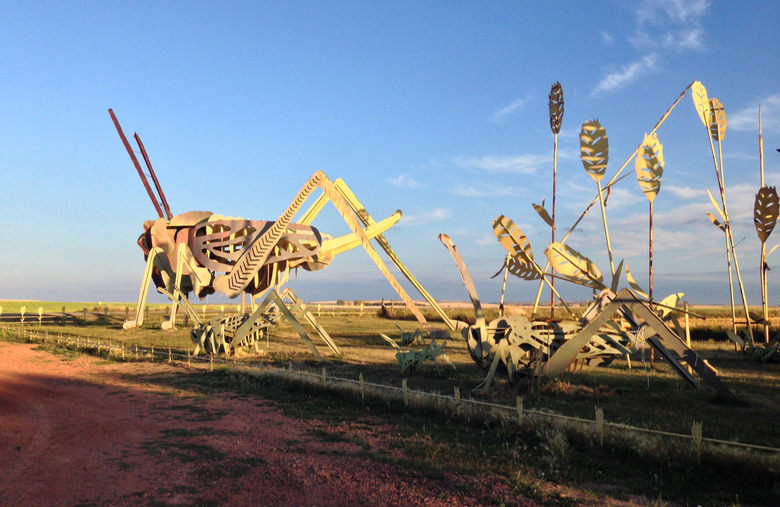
638,0,711,25
665,185,705,199
662,27,704,51
602,186,643,210
728,94,780,133
410,158,446,171
633,0,710,52
475,233,495,246
449,183,526,198
490,96,534,122
386,173,423,188
601,31,615,45
399,207,450,226
723,151,758,162
452,154,551,174
591,53,658,96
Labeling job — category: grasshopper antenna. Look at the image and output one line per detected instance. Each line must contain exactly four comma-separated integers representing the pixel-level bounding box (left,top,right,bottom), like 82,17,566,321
134,132,173,220
108,108,166,220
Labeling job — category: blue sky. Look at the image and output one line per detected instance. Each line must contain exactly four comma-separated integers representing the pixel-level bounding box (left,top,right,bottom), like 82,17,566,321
2,1,779,307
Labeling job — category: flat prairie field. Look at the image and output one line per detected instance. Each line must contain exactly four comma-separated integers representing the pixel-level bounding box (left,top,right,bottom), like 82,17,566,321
1,301,778,505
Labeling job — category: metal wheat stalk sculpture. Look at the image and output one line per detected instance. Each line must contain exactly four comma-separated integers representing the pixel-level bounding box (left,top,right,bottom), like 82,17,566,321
580,119,616,279
559,82,694,245
694,83,737,331
754,109,779,343
530,82,693,316
492,215,578,318
548,82,564,320
693,81,754,344
635,132,665,300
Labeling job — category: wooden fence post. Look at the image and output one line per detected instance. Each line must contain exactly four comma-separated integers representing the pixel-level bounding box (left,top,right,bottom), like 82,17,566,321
692,421,703,461
596,406,605,446
516,397,524,424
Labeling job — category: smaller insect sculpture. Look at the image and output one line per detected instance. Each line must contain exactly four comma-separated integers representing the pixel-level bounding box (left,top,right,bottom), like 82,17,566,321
110,109,454,358
439,234,736,400
379,326,455,373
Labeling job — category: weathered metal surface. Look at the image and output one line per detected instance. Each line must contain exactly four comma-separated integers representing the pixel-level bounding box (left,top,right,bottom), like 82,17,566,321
109,108,165,219
440,235,632,389
111,109,452,358
441,233,737,399
380,330,454,372
544,288,736,401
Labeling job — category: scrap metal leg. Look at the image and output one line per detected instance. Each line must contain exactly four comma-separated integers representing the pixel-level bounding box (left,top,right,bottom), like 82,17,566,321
543,288,737,401
124,247,173,329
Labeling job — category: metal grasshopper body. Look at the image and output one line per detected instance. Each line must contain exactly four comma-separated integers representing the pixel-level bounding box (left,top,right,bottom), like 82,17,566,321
439,234,736,400
110,109,454,357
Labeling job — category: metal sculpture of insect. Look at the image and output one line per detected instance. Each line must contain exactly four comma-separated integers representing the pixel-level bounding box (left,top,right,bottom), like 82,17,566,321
438,234,736,400
110,109,455,357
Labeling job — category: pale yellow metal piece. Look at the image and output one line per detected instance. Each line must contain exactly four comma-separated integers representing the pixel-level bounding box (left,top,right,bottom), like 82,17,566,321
278,287,339,356
492,217,576,318
327,179,456,330
165,242,213,330
316,176,433,327
318,210,401,258
708,98,728,142
581,119,616,278
492,215,541,281
696,93,754,342
532,203,553,227
706,211,726,232
636,133,665,203
124,246,174,329
636,132,665,299
544,242,605,290
441,234,635,390
165,285,203,327
758,112,770,343
530,83,695,316
235,288,340,359
438,234,488,360
542,288,736,401
691,81,710,127
580,120,609,182
213,171,327,297
122,166,447,338
625,263,650,299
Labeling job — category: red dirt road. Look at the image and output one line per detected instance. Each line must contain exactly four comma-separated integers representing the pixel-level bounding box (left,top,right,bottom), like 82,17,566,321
0,341,550,505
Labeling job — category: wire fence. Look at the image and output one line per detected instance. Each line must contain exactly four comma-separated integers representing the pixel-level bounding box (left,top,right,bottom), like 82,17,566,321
0,303,386,326
2,323,779,456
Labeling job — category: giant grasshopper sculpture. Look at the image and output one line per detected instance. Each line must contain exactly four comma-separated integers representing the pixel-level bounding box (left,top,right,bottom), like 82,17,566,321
110,109,454,358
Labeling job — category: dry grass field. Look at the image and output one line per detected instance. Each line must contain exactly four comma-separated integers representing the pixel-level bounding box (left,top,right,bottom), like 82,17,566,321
1,301,779,504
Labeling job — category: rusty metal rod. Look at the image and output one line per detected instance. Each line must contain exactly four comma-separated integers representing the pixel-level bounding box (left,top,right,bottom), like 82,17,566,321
134,132,172,220
108,108,164,219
